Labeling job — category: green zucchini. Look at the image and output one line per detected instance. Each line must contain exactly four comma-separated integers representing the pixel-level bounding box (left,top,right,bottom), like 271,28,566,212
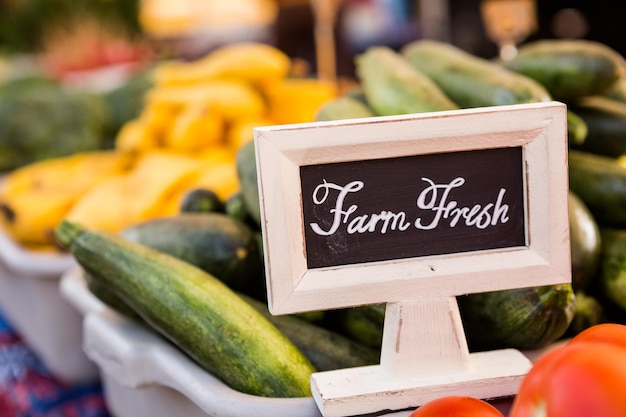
598,228,626,312
569,96,626,158
121,212,265,299
566,290,605,336
568,150,626,227
179,188,224,213
335,304,386,349
334,283,575,352
457,284,576,351
315,95,375,121
502,39,625,101
55,220,315,398
236,141,261,227
83,269,143,321
603,77,626,103
240,294,379,372
224,191,257,229
354,45,459,116
83,267,377,373
567,109,588,146
401,39,551,108
568,191,602,292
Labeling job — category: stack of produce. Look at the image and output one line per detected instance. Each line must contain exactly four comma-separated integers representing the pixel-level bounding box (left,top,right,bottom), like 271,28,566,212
0,42,337,250
314,38,626,352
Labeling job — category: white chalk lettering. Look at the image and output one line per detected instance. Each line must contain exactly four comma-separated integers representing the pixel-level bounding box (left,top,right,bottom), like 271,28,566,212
308,177,511,237
415,178,510,230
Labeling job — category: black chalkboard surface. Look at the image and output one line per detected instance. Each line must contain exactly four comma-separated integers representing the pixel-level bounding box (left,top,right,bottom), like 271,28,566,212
301,146,525,269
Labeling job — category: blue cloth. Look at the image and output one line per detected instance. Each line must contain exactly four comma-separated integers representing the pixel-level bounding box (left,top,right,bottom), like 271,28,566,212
0,309,110,417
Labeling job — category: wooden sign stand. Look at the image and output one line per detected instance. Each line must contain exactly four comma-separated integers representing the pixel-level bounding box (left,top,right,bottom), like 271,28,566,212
310,299,532,416
254,102,570,417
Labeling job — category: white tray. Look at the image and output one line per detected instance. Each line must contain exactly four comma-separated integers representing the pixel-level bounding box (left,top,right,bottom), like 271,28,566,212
0,229,100,384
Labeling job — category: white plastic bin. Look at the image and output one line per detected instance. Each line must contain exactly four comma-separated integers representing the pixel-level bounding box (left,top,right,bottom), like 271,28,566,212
0,229,100,384
61,269,416,417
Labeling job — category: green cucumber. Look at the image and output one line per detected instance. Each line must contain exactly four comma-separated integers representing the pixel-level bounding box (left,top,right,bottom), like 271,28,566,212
568,191,602,292
570,96,626,158
568,150,626,227
55,220,315,398
121,212,265,299
401,39,551,108
502,39,625,101
355,46,459,116
458,284,576,350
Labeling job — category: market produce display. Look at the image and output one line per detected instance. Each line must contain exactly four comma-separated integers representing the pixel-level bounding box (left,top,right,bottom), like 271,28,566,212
0,42,337,248
4,35,626,414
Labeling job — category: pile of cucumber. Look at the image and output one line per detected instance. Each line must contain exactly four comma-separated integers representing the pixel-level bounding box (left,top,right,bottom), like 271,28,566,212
55,38,626,399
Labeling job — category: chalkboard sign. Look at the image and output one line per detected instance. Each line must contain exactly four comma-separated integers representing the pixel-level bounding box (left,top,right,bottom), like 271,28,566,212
255,102,570,417
255,102,569,315
301,146,526,269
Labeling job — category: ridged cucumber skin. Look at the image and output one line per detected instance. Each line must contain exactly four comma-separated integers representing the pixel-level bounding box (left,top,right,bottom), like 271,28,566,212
502,39,625,101
569,96,626,158
568,191,602,292
568,150,626,227
458,284,575,351
315,95,375,121
401,39,551,108
240,295,380,372
355,46,459,116
598,228,626,312
121,213,265,299
55,220,315,398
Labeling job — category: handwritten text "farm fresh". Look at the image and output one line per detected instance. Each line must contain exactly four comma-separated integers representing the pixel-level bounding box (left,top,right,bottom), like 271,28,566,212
309,177,510,236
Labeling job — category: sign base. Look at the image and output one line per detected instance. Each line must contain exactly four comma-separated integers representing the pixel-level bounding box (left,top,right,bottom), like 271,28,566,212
311,348,532,417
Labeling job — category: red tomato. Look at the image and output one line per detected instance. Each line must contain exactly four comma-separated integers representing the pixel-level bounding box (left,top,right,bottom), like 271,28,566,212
509,323,626,417
409,396,504,417
569,322,626,348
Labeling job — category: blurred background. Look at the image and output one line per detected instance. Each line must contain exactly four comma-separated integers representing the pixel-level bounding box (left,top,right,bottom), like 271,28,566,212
1,0,624,82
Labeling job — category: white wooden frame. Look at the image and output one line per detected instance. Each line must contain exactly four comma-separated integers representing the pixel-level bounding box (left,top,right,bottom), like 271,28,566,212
255,101,571,316
256,102,569,416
